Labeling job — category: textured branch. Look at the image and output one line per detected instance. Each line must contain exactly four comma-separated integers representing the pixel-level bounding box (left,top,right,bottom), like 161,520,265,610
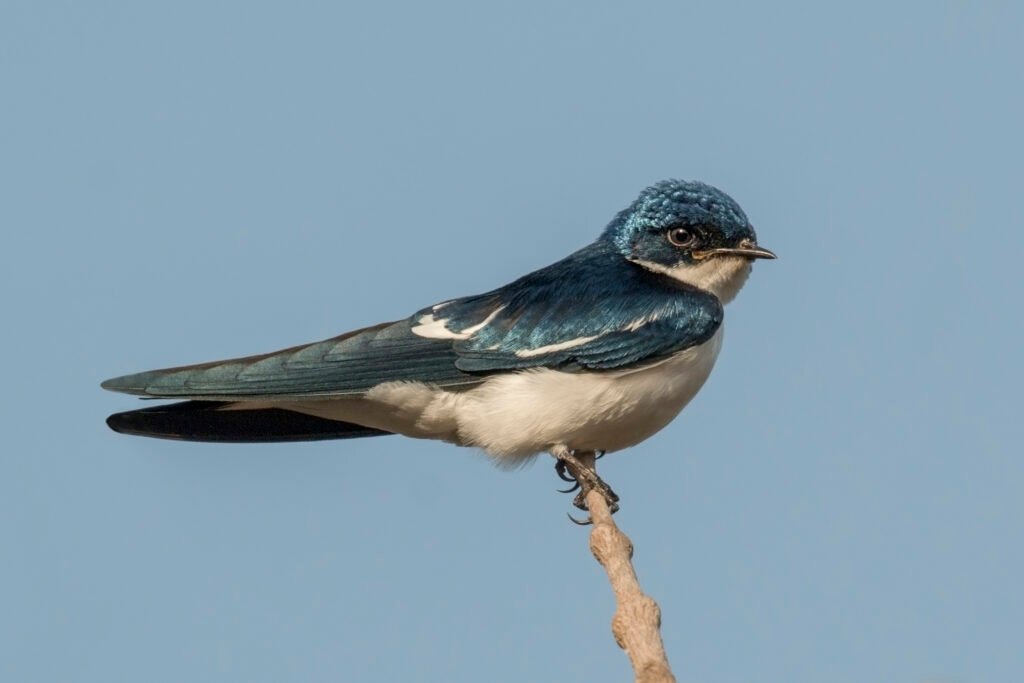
578,451,676,683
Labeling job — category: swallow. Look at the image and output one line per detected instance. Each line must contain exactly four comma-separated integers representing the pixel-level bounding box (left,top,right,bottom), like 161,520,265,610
103,179,775,517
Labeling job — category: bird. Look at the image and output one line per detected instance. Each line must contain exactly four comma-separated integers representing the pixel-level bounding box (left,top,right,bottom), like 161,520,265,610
103,179,775,518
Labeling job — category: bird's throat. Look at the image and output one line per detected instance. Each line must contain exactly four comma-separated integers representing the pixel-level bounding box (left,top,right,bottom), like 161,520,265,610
633,256,753,303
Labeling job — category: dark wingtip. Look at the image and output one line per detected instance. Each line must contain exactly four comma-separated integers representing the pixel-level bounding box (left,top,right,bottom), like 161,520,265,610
106,408,176,438
106,412,123,432
106,410,142,435
104,400,394,442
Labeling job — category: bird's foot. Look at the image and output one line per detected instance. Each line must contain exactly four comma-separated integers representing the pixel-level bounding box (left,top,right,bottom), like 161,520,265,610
552,449,619,524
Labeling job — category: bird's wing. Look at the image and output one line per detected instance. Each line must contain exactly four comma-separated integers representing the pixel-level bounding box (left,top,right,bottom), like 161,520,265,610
103,248,723,399
102,286,720,400
414,279,724,373
101,321,484,399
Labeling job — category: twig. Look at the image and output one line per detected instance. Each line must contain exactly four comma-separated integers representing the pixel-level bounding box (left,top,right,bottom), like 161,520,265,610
577,451,676,683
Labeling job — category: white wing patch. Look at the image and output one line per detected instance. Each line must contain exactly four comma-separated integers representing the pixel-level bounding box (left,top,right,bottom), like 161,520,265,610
410,312,460,339
625,314,659,332
511,314,659,358
513,334,601,358
411,304,506,340
458,305,507,337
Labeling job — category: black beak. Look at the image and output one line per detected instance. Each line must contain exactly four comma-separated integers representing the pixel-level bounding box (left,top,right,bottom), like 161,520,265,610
694,240,777,261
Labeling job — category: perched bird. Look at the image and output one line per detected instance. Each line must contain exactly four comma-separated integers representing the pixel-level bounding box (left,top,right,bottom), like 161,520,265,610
103,179,774,515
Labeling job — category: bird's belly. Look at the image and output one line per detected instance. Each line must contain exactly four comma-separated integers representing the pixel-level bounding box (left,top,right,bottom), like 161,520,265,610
453,327,724,462
282,328,723,465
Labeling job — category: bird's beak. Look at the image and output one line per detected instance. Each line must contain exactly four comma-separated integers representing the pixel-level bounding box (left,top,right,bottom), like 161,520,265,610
693,240,776,261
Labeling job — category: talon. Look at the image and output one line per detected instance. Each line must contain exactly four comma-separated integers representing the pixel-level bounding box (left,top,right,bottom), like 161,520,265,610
567,512,593,525
550,448,622,522
605,486,621,504
595,450,607,460
554,460,577,483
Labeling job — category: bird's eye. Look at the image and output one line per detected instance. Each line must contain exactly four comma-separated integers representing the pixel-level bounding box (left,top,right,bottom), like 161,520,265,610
667,227,697,248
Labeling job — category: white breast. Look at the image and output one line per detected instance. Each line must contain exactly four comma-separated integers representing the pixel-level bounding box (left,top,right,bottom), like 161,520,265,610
450,326,724,462
277,327,724,465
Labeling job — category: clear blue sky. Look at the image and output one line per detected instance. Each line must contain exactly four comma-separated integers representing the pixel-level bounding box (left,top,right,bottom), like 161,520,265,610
3,2,1022,681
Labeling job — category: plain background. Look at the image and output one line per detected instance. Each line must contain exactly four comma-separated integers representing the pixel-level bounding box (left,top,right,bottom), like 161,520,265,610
3,2,1022,681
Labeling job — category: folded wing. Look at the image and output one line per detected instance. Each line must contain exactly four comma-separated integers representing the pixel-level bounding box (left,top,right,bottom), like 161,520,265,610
412,246,724,373
101,321,484,399
103,246,724,402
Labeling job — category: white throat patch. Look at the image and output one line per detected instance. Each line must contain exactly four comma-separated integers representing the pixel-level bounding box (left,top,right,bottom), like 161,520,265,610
632,256,752,304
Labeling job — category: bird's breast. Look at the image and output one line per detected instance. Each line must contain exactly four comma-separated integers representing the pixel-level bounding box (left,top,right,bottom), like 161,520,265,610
452,326,725,462
281,327,725,465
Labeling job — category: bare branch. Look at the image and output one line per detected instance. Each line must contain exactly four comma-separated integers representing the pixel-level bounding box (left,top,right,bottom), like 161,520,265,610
577,451,676,683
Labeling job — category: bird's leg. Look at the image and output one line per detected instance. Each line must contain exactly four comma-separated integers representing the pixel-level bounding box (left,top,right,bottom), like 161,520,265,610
550,446,620,524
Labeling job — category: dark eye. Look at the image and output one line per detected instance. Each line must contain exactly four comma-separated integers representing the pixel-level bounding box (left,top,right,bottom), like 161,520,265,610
667,226,697,248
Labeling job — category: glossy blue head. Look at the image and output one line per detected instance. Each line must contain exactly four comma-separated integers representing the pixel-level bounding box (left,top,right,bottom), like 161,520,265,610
602,180,775,301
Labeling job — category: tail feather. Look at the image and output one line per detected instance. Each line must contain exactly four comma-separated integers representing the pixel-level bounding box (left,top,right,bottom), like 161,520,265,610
106,400,393,443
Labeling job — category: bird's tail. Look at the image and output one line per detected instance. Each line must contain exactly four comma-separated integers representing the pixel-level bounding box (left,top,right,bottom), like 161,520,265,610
106,400,393,443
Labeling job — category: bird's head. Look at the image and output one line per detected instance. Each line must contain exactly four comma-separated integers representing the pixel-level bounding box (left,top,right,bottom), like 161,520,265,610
603,179,775,303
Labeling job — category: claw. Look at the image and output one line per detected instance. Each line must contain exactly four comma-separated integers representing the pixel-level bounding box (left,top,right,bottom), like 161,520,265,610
550,447,621,522
554,459,577,483
567,512,593,525
555,458,582,492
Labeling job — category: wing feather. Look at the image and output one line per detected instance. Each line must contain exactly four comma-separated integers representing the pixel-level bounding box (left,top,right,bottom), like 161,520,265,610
419,244,724,372
102,243,724,401
101,321,482,399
